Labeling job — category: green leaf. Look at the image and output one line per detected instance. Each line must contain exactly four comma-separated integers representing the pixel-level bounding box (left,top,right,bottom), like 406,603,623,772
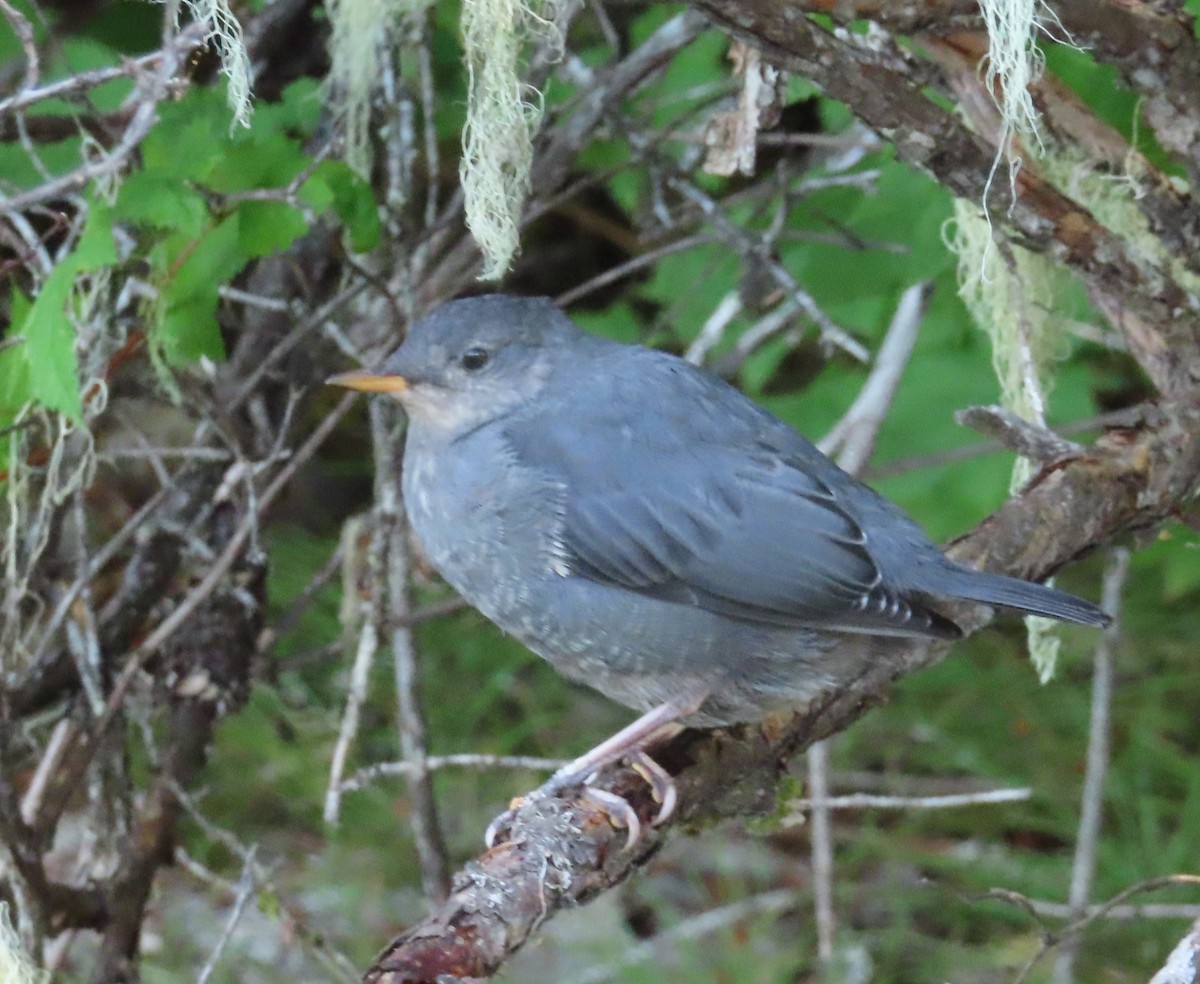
158,298,226,364
141,90,229,182
116,173,209,237
22,264,82,419
236,200,308,257
73,202,118,270
167,214,245,300
206,131,308,193
156,214,245,364
253,77,324,134
298,175,333,213
11,204,116,420
300,161,381,252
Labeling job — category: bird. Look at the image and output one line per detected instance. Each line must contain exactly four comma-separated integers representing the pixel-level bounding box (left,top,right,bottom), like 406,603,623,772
329,294,1109,842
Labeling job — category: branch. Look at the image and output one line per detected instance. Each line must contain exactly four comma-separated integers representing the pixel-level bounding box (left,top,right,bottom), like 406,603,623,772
372,400,450,901
956,405,1086,464
0,23,206,217
1150,917,1200,984
684,0,1200,398
1054,547,1130,984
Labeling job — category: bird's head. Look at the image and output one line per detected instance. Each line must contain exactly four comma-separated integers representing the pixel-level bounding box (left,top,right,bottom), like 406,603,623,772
328,295,586,433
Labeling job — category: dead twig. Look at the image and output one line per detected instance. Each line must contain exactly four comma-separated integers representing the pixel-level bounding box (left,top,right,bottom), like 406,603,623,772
371,400,450,901
0,23,206,217
956,405,1086,465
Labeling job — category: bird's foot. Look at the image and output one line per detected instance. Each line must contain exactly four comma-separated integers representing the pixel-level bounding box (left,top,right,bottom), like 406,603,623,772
483,750,677,851
484,698,700,850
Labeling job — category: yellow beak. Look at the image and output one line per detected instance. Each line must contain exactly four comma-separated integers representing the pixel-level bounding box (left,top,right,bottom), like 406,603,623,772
326,369,408,393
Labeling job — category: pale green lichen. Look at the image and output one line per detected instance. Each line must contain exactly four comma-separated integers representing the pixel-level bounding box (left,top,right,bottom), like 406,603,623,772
326,0,435,175
0,897,49,984
977,0,1072,205
324,0,555,275
950,201,1070,443
174,0,254,127
460,0,558,280
949,199,1073,681
1040,147,1200,298
979,0,1051,154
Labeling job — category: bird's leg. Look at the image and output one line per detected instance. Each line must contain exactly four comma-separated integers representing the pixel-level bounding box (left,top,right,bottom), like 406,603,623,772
485,692,707,849
558,697,695,781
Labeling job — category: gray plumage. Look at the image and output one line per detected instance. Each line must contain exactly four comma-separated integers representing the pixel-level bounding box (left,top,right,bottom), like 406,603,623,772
362,294,1108,727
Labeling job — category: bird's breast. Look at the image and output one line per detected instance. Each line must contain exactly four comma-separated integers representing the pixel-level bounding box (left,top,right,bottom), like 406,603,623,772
401,428,568,627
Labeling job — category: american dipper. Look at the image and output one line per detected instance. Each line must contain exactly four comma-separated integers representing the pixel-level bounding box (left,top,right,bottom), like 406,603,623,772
330,294,1108,836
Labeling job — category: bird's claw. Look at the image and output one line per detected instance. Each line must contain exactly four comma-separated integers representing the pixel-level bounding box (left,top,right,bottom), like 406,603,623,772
580,787,642,850
484,796,525,849
483,751,677,849
630,750,677,825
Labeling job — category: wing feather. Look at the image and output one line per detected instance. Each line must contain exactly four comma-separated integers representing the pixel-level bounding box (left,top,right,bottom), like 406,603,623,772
503,348,959,640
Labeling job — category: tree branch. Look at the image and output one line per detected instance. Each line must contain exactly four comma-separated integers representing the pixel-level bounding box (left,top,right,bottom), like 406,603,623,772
685,0,1200,399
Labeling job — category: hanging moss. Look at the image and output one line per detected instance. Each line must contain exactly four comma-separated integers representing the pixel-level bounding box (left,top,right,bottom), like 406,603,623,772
460,0,559,280
178,0,254,127
327,0,435,176
948,199,1075,681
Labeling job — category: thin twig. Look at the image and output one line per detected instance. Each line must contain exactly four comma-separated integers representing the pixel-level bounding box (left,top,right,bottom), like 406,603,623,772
708,297,801,378
0,0,39,97
324,577,379,826
684,291,742,365
0,24,206,216
956,404,1086,464
19,720,73,824
38,394,358,832
418,17,439,230
1053,547,1131,984
980,875,1200,984
339,754,568,794
806,740,836,966
171,796,361,984
195,846,258,984
23,487,169,671
555,232,712,308
135,395,353,659
818,282,930,467
667,175,869,362
867,407,1151,480
371,400,450,901
1027,900,1200,922
784,787,1031,814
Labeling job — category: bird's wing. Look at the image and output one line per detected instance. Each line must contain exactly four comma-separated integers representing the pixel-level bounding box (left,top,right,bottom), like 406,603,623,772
503,351,959,639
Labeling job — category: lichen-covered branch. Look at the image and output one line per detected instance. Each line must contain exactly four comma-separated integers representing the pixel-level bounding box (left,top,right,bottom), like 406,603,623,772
686,0,1200,399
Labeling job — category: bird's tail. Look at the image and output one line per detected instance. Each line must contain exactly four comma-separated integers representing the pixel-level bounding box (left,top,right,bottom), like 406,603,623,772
924,566,1111,628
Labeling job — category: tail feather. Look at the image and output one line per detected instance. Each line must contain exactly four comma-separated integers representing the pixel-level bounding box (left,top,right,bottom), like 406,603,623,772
925,567,1111,628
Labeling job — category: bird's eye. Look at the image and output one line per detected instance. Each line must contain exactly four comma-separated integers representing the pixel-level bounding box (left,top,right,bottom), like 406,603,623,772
461,347,489,371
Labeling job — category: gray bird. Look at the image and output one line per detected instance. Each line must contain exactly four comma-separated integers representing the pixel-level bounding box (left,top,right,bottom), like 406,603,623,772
330,294,1108,835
